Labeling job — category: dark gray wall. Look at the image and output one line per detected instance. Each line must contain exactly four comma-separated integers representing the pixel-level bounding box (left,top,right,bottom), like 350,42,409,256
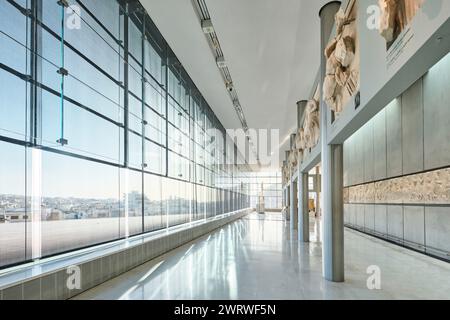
343,52,450,261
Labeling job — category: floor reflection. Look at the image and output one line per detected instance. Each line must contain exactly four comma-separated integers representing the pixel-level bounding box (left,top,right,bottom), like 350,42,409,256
74,212,450,300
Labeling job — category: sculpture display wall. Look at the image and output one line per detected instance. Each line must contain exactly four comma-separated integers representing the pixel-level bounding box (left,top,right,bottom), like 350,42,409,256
379,0,425,49
303,99,320,149
323,0,360,115
291,87,321,168
282,163,289,186
294,127,306,164
344,167,450,205
287,149,298,172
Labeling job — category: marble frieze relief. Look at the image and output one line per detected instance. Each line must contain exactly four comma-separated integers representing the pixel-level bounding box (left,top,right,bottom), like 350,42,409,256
292,86,321,166
322,0,360,116
344,168,450,205
379,0,425,50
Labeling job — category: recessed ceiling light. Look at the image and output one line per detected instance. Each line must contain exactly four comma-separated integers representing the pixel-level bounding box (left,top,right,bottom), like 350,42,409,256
201,19,214,34
216,56,227,68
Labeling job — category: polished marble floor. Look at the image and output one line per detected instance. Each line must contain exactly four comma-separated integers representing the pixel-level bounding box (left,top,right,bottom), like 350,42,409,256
74,213,450,300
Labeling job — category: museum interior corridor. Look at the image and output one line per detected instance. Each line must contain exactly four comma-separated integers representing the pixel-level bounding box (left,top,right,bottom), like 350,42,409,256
73,213,450,300
0,0,449,302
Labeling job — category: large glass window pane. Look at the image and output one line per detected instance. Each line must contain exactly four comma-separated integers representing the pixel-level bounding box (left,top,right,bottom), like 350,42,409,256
129,94,143,133
205,187,214,218
129,21,142,64
195,164,205,185
120,169,142,237
0,1,28,141
164,179,177,226
145,140,165,175
40,30,61,91
193,184,205,221
145,109,165,145
168,68,177,100
195,142,205,166
224,190,229,213
144,76,165,116
215,189,223,215
65,50,122,122
0,69,27,141
144,40,164,85
42,0,60,33
144,173,164,232
160,177,170,228
181,182,190,224
165,180,189,227
65,0,121,78
168,125,188,155
172,181,186,227
40,151,120,257
168,151,189,181
80,0,122,41
0,141,27,268
129,63,142,99
0,1,28,72
42,93,121,163
168,99,189,136
128,131,143,169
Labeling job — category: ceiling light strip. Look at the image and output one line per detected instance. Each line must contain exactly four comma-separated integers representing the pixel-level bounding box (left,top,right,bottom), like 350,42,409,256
191,0,260,165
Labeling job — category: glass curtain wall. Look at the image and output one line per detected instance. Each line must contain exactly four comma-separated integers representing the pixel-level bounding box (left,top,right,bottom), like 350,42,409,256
0,0,250,269
240,171,282,210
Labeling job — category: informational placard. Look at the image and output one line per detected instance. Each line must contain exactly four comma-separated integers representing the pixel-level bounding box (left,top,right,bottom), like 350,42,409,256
358,0,450,108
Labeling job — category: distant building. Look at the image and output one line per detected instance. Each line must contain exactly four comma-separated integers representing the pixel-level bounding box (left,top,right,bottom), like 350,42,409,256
0,208,27,223
48,210,64,221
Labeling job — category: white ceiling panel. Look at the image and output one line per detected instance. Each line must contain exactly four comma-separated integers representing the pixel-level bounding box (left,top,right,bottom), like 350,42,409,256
141,0,331,166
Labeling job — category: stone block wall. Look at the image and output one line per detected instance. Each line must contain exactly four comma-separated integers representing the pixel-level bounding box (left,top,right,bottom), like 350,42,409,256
343,52,450,261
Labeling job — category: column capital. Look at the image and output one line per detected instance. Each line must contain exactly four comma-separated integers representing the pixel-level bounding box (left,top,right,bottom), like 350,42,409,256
319,1,342,18
297,100,308,129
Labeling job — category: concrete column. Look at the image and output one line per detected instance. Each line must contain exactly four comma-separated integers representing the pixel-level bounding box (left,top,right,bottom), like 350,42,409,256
297,100,308,128
290,134,297,150
285,151,291,221
282,160,287,208
298,172,310,242
290,178,298,230
319,1,345,282
297,100,309,241
316,166,321,218
285,185,290,221
284,186,287,207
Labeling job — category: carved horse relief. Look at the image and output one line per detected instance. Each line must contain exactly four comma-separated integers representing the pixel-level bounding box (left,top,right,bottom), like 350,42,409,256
322,0,359,115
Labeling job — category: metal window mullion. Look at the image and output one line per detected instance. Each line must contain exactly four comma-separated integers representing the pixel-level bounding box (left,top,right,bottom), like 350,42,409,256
56,1,67,146
141,18,146,170
30,0,42,146
121,2,132,238
164,46,169,178
189,88,193,183
141,15,147,234
121,1,130,169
